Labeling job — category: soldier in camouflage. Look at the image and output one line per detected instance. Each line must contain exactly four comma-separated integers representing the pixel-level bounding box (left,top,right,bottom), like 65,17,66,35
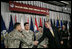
5,23,25,48
21,22,34,48
35,26,48,48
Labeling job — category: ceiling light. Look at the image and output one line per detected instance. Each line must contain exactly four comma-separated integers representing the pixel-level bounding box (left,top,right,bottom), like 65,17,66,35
65,7,67,10
60,1,69,4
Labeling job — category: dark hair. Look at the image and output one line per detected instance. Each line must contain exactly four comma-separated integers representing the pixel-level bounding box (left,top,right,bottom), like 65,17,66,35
14,22,20,29
39,26,43,28
24,22,29,26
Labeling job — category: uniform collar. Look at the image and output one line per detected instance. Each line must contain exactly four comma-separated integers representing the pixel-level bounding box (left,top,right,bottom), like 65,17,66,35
25,30,29,33
13,29,20,33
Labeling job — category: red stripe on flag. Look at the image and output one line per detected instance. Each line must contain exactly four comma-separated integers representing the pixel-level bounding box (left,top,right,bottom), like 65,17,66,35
27,17,29,23
35,17,38,31
39,18,42,27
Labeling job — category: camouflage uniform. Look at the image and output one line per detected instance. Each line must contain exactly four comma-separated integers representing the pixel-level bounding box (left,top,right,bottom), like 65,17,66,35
21,30,34,48
36,32,48,48
6,29,25,48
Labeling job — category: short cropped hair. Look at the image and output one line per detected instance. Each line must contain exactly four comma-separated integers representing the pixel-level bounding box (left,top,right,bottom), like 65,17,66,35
24,22,29,26
14,22,20,29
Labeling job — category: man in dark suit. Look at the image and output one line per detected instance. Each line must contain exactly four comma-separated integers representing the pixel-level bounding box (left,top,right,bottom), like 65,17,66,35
60,25,68,48
33,21,61,48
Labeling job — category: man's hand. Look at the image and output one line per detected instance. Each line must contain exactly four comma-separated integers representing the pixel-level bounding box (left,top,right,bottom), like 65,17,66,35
61,41,63,44
5,46,8,48
43,45,47,48
33,41,38,45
